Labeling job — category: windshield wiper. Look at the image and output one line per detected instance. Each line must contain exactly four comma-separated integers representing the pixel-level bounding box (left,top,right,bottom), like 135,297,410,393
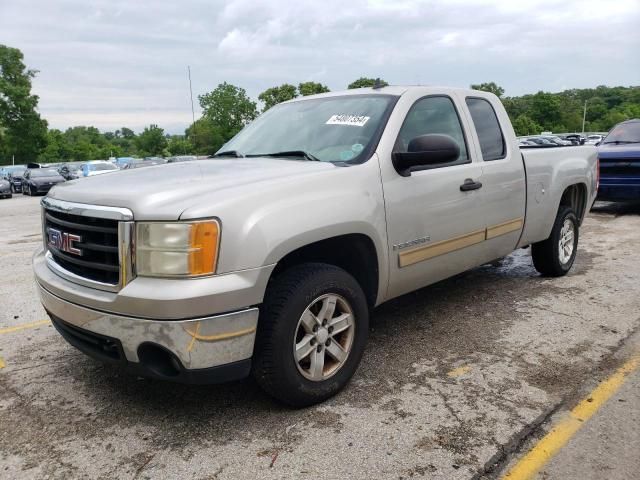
247,150,321,162
603,140,639,145
214,150,244,158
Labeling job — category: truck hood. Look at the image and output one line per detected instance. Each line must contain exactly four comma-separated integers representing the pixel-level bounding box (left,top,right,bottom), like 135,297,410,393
47,158,337,220
598,143,640,160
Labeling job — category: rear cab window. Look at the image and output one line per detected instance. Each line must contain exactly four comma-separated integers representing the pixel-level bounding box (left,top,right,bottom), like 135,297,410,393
465,97,506,161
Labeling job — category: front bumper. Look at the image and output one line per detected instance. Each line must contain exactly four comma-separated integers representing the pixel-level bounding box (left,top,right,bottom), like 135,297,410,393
597,181,640,201
38,282,258,383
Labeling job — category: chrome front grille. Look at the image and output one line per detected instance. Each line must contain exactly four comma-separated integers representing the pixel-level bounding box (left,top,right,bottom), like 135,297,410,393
41,197,135,292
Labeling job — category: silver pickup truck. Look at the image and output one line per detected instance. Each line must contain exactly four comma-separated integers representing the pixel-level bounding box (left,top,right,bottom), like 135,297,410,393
33,86,598,406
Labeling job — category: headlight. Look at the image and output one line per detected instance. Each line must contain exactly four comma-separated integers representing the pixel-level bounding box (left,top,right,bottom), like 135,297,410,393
136,220,220,277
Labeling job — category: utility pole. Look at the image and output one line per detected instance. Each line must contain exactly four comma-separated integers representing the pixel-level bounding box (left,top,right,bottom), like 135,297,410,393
188,66,196,155
581,100,587,134
12,154,15,166
188,66,196,126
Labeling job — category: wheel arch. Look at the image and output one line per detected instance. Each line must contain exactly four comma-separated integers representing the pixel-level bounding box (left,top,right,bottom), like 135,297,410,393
558,182,588,225
268,233,380,310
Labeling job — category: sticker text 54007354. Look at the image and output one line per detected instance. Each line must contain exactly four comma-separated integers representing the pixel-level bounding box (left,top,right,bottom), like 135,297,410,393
326,115,370,127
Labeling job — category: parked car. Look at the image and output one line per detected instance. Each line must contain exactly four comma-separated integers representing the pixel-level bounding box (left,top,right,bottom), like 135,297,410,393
114,157,139,168
586,134,604,145
34,86,597,406
3,166,27,192
559,134,584,145
526,137,554,146
58,162,85,180
81,160,120,177
22,167,65,195
0,178,12,198
166,155,198,163
541,135,571,146
125,160,164,169
596,119,640,201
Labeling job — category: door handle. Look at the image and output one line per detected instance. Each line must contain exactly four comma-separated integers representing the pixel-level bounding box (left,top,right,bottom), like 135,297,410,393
460,178,483,192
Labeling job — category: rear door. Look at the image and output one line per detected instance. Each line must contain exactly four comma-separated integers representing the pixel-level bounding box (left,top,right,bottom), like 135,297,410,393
461,95,526,260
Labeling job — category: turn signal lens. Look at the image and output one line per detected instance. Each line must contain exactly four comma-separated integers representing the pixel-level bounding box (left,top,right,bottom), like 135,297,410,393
188,222,219,275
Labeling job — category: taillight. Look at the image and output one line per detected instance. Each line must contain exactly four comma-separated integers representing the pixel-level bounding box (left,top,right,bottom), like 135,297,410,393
596,156,600,191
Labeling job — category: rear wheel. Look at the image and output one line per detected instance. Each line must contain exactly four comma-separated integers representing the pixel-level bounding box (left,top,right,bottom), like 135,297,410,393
252,263,369,407
532,206,579,276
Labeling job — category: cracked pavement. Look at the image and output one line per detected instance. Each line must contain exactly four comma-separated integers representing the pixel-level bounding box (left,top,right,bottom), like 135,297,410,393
1,195,639,479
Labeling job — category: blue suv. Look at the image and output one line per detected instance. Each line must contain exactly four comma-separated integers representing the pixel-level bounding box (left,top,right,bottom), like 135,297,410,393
597,119,640,201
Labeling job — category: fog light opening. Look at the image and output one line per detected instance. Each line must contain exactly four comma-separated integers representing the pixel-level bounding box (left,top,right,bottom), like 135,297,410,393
137,343,182,378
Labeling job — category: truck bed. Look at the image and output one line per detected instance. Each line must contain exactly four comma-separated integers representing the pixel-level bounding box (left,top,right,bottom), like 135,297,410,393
518,145,598,248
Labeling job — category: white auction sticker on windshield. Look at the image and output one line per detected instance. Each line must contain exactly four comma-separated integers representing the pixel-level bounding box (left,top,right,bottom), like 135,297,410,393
326,114,370,127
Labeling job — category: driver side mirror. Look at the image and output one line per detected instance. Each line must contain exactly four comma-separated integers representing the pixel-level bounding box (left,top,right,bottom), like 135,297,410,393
392,134,461,177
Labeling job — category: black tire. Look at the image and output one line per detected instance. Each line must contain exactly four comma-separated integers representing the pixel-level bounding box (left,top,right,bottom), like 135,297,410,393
532,205,579,277
252,263,369,407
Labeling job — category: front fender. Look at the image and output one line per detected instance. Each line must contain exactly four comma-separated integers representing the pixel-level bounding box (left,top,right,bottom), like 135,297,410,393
181,158,390,300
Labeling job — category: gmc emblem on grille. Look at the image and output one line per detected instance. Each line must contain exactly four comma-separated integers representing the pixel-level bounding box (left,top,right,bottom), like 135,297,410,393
47,228,83,256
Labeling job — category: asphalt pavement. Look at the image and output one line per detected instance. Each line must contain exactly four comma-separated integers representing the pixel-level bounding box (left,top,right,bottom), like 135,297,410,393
1,194,639,479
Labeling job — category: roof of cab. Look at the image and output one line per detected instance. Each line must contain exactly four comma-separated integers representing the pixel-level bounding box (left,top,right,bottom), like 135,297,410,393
282,85,494,104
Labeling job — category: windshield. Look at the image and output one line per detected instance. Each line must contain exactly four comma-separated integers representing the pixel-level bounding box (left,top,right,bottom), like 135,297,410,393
603,123,640,144
6,166,25,175
31,168,60,177
89,163,118,171
219,94,397,163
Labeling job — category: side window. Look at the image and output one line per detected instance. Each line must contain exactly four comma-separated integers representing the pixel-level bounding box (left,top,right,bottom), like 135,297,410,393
465,97,506,161
394,96,469,168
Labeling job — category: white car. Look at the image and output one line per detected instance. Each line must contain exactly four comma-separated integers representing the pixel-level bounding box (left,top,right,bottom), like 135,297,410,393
585,135,603,145
81,161,119,177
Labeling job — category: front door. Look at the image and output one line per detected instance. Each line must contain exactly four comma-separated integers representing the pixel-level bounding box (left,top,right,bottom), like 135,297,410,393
382,95,487,299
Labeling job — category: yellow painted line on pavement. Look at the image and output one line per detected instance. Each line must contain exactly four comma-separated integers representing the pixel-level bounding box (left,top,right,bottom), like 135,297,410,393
447,365,472,377
502,352,640,480
0,320,50,335
0,356,5,369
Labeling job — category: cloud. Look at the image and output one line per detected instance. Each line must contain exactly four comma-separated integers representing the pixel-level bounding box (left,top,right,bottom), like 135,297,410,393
1,0,638,133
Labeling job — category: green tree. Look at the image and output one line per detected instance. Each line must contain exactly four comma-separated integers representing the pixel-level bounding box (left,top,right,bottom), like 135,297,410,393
166,136,193,156
0,45,48,162
258,84,298,112
186,118,226,155
470,82,505,98
298,81,330,96
199,82,257,140
347,77,388,89
135,124,167,156
120,127,135,138
512,115,543,136
39,129,71,162
529,91,563,130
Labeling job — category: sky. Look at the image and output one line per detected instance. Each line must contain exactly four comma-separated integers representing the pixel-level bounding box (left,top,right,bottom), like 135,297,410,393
1,0,639,134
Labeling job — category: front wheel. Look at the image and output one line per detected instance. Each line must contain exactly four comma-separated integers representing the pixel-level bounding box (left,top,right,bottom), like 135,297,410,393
252,263,369,407
532,206,579,276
